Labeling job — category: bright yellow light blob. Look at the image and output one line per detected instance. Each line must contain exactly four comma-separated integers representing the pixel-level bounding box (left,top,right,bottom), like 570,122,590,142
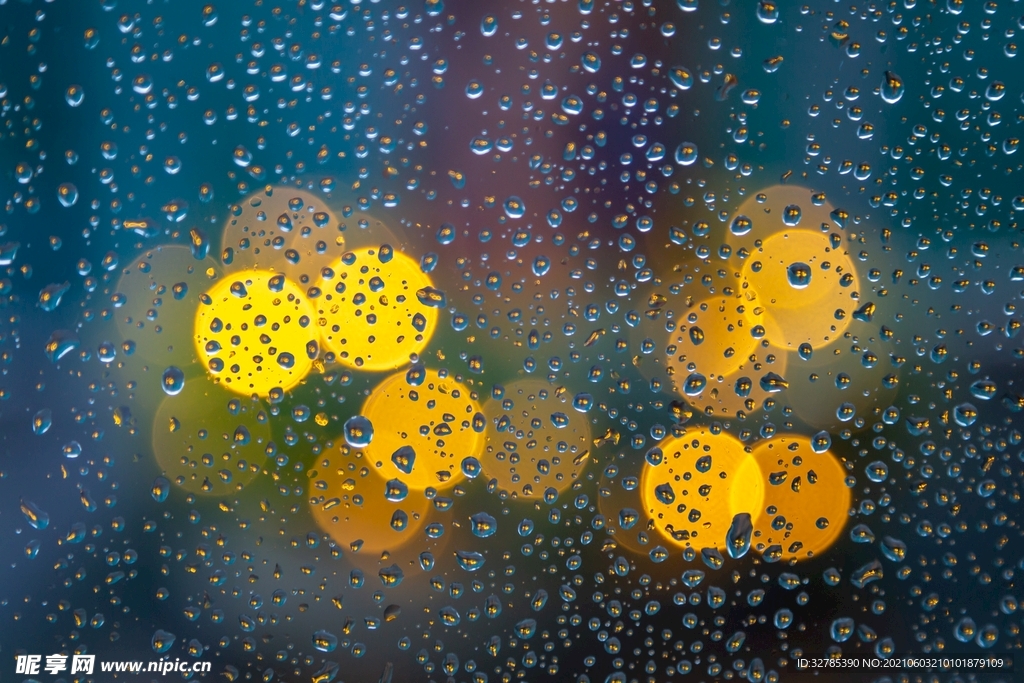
152,380,269,496
309,446,432,555
667,296,759,379
662,295,789,418
750,436,851,561
481,380,591,500
222,188,344,281
116,245,220,366
640,428,764,550
194,271,317,397
741,229,858,349
315,248,438,371
361,368,483,491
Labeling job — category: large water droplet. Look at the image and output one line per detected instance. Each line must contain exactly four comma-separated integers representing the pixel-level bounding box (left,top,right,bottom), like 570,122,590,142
668,66,694,91
881,71,904,103
44,329,80,363
312,629,338,652
32,408,52,435
774,608,793,629
161,366,185,396
865,460,888,483
786,262,811,289
20,499,49,529
880,536,907,562
830,617,855,643
674,142,698,165
151,629,176,653
344,415,374,448
726,512,753,559
756,0,779,23
455,550,486,572
954,617,977,643
151,476,170,502
470,512,497,538
730,214,752,236
57,182,79,207
503,196,526,219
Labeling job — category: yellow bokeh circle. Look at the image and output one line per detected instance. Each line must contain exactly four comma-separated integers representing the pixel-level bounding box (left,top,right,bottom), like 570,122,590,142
309,446,432,556
750,435,851,561
662,295,790,419
741,229,858,349
316,247,438,371
194,271,318,397
481,379,592,500
667,296,760,380
640,428,764,551
361,368,484,491
152,380,269,496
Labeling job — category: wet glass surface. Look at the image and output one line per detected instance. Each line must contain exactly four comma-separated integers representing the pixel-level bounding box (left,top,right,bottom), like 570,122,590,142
1,1,1022,681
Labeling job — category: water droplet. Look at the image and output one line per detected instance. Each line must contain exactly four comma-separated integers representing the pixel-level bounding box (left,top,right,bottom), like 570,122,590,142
344,416,374,447
668,66,694,90
57,182,78,207
38,282,70,313
865,461,888,483
756,1,779,24
774,609,793,629
312,629,338,652
881,71,904,103
850,523,876,543
44,329,80,363
726,513,753,559
503,196,526,219
161,367,185,396
701,547,724,570
32,408,52,435
380,477,406,504
455,550,485,572
461,457,481,478
151,629,176,653
20,499,49,529
581,52,601,73
684,373,707,395
850,559,883,588
470,512,497,538
730,215,752,236
569,392,592,413
953,402,977,427
391,445,415,474
786,262,812,289
954,617,977,643
151,476,170,502
830,617,855,643
880,536,906,562
674,142,698,165
836,402,856,422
